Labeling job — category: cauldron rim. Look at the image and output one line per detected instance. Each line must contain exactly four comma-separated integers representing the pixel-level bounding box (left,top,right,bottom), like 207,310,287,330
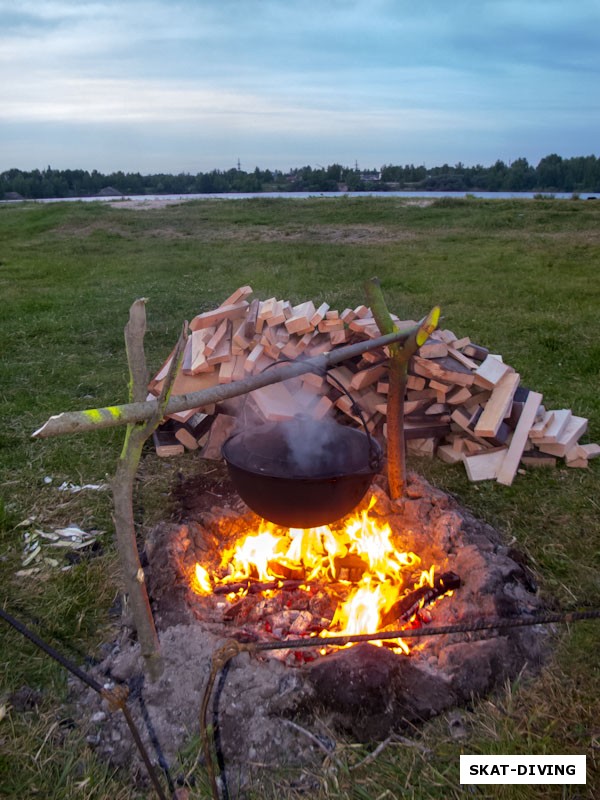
221,419,382,527
221,418,382,481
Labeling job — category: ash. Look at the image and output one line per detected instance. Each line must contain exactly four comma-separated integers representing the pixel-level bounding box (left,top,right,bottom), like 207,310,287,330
72,470,549,793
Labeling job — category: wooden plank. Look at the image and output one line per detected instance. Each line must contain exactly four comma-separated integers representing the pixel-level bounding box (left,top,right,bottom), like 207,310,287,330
406,375,426,391
244,343,265,374
200,414,237,459
167,403,212,423
174,412,214,450
301,371,326,390
330,328,349,346
206,320,232,366
189,301,249,331
446,386,473,406
148,346,177,392
251,382,301,422
565,457,588,469
446,346,479,371
189,328,214,374
403,419,451,440
231,319,250,352
473,355,512,389
179,335,195,375
218,358,236,384
152,363,220,398
318,318,345,333
436,444,464,464
204,318,229,356
474,371,520,438
534,409,572,444
361,348,386,364
464,449,508,482
496,390,543,485
219,285,252,307
312,394,334,420
437,329,457,344
281,336,303,359
536,416,588,457
463,438,486,455
310,302,329,327
244,298,261,338
407,388,437,401
425,402,449,416
349,364,387,391
403,398,432,415
429,379,450,395
411,355,475,387
335,394,363,425
153,425,185,457
418,340,448,359
565,444,588,464
265,299,286,327
580,443,600,459
285,315,314,335
462,343,489,361
354,388,385,418
528,409,554,439
230,354,246,383
407,437,436,457
521,451,557,468
452,336,471,350
326,365,354,392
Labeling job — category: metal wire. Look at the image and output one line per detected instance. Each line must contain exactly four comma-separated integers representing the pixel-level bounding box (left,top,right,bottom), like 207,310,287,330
199,607,600,798
0,606,170,800
251,607,600,651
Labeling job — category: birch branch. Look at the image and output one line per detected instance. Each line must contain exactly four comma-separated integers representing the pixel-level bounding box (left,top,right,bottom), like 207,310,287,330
112,305,187,682
32,326,421,439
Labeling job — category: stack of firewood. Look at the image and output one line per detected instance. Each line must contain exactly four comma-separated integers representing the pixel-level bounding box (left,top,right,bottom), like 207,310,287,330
149,287,599,485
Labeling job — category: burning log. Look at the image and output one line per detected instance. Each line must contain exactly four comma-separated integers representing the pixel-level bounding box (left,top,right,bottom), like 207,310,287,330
213,578,309,595
380,571,461,628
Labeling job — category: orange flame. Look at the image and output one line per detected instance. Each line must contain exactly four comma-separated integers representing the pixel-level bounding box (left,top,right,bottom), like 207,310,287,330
190,495,438,651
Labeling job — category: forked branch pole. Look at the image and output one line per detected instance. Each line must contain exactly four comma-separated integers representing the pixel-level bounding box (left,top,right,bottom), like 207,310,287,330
364,278,439,499
111,299,187,681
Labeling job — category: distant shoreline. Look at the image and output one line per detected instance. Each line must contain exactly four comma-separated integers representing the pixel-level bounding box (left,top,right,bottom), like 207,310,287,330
2,190,597,208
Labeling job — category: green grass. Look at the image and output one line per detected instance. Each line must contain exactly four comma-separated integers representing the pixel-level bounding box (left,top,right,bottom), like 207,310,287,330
1,197,599,798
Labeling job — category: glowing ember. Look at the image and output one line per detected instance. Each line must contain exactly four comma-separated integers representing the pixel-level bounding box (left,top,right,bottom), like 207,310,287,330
190,496,453,653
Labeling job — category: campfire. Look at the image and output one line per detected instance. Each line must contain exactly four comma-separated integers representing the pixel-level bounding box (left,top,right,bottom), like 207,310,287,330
187,496,460,660
80,467,549,791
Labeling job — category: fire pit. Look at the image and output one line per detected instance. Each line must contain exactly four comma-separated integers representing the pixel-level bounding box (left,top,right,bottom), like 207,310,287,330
76,469,549,791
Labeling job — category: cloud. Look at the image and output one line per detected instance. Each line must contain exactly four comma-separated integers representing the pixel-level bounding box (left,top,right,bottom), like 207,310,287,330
0,0,598,172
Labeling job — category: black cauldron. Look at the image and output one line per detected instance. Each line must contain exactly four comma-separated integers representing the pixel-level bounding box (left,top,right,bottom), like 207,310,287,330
221,416,382,528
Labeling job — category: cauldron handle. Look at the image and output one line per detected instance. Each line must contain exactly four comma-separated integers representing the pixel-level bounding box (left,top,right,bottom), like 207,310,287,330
323,370,382,471
256,360,383,472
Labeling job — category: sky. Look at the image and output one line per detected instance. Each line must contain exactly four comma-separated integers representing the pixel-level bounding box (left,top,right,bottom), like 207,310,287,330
1,0,599,174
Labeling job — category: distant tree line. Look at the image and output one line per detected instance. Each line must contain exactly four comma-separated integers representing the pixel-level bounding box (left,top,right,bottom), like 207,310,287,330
2,154,600,199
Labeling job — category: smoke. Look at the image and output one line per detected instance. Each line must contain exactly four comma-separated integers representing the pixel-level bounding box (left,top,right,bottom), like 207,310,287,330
283,416,344,477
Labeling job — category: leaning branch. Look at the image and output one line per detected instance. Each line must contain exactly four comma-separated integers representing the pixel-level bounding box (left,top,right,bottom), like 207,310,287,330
32,326,422,439
364,278,439,498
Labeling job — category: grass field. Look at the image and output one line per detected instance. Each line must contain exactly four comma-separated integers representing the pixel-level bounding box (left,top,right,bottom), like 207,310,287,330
1,196,599,799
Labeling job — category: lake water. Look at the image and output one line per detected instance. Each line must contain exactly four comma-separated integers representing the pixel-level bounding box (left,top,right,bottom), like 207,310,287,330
10,190,600,203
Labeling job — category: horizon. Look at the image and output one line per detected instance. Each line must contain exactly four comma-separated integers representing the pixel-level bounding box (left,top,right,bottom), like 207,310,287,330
4,151,598,178
1,2,599,174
